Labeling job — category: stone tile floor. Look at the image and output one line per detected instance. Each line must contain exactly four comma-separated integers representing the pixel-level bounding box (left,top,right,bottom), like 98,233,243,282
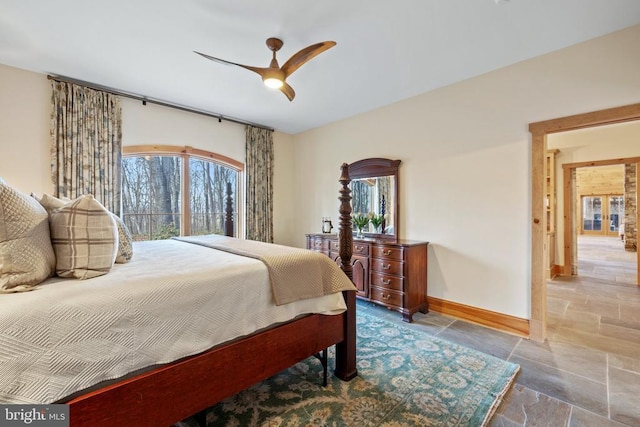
361,235,639,426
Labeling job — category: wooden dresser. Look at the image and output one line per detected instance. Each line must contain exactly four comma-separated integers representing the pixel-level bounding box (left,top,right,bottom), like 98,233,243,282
306,234,428,322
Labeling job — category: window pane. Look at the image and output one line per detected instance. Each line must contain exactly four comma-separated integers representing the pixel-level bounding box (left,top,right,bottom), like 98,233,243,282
123,156,152,240
122,156,150,214
122,155,182,241
189,158,237,236
609,196,624,232
582,196,602,231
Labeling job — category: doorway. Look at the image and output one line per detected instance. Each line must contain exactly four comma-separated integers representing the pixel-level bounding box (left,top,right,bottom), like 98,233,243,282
560,158,639,283
528,102,640,342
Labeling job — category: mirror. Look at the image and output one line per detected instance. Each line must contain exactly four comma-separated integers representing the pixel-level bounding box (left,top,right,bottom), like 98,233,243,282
348,158,400,238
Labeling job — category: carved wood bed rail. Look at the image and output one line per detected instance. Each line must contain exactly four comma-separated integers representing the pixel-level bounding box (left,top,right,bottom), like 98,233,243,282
64,163,357,426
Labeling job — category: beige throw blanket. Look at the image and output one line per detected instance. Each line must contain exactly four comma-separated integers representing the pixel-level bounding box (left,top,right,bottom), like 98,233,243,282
174,235,357,305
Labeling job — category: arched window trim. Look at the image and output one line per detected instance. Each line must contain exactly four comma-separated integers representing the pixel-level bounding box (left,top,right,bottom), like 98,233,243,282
123,145,244,171
122,145,244,238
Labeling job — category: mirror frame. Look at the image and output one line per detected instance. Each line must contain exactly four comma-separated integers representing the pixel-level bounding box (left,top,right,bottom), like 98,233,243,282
348,158,401,239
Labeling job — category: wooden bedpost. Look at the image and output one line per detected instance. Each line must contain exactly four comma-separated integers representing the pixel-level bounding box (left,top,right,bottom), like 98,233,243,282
338,163,353,280
224,182,234,237
335,162,357,381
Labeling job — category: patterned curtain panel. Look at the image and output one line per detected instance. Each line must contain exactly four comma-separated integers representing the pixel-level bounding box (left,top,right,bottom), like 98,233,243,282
50,80,123,215
245,126,274,243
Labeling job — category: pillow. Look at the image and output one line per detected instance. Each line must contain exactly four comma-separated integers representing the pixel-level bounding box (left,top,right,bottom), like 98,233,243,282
35,193,133,264
112,214,133,263
0,182,56,292
49,195,118,279
34,193,70,212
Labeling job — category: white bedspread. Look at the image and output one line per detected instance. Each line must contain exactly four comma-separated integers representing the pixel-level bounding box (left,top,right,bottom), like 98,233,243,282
0,239,347,404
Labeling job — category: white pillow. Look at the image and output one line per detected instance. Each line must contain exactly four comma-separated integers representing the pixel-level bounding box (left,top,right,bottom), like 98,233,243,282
49,195,118,279
0,182,56,292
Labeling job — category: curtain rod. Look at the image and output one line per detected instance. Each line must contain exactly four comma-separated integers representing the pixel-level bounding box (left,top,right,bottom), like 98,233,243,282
47,74,274,132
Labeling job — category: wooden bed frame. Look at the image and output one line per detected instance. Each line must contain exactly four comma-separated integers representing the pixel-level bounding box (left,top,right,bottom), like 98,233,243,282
64,163,357,426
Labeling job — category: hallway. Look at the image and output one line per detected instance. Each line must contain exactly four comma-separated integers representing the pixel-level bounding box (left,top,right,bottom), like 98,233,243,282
492,234,640,425
577,235,637,285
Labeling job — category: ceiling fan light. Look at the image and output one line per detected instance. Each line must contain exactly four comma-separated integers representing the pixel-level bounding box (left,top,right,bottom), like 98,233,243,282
263,77,284,89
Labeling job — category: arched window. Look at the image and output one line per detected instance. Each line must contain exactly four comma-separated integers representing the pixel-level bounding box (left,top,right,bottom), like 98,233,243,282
122,145,243,241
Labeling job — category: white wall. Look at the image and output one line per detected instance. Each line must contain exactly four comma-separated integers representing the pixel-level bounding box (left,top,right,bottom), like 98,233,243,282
288,24,640,319
548,121,640,265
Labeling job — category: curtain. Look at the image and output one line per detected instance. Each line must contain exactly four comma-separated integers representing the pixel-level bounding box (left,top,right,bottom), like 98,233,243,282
50,80,123,215
245,125,274,242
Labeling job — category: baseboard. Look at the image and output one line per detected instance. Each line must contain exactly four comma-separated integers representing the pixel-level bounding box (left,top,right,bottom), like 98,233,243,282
426,297,530,338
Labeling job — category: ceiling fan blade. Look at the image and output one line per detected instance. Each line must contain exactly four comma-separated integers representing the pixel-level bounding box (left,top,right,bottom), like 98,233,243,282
281,41,336,78
194,51,269,78
279,82,295,101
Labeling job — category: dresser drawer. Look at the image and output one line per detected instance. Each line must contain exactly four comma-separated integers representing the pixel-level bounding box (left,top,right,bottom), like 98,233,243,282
370,286,403,308
370,258,403,276
353,242,369,256
370,272,404,292
372,245,404,261
309,237,329,252
330,240,369,256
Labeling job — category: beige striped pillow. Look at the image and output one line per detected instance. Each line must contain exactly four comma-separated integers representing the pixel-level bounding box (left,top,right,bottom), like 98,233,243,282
35,193,133,264
49,195,118,279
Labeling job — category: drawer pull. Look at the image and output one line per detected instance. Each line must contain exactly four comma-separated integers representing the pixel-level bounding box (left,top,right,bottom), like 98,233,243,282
383,264,391,270
382,279,391,285
382,294,392,301
355,245,363,251
383,249,392,256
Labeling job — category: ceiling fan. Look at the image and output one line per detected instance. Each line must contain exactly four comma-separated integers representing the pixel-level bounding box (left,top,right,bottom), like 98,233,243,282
195,37,336,101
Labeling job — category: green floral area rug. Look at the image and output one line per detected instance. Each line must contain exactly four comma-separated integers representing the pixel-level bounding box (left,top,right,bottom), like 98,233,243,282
177,309,519,426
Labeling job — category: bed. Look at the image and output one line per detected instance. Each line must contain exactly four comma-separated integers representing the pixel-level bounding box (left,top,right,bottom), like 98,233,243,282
0,164,358,426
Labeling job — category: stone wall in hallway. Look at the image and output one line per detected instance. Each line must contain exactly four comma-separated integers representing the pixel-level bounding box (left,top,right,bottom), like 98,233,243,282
624,163,637,252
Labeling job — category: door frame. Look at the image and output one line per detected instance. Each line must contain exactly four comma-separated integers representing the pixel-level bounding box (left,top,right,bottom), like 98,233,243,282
528,102,640,342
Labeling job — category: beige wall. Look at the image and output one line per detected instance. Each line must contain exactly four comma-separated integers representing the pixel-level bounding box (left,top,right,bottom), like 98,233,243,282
1,24,639,320
289,25,640,319
0,64,52,194
121,98,246,161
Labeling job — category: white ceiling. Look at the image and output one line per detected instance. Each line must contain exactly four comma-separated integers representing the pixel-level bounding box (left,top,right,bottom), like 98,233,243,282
1,0,640,134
